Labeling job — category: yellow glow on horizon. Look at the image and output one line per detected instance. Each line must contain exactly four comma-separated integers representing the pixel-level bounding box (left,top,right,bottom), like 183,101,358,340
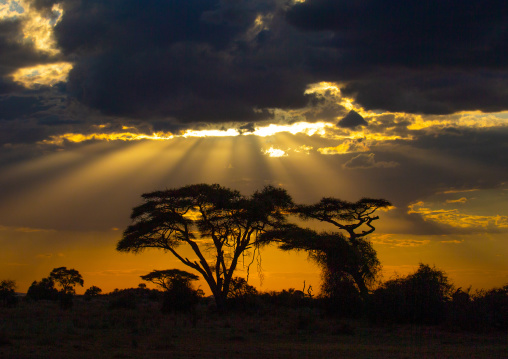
253,122,333,137
11,62,73,88
182,128,239,138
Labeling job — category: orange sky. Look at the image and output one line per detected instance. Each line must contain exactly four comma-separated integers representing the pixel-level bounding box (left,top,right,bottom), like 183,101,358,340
1,1,508,295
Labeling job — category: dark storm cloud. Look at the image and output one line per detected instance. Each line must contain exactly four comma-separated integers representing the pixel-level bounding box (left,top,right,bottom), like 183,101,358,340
337,110,367,128
343,153,398,169
31,0,311,125
286,0,508,114
0,95,50,120
7,0,508,130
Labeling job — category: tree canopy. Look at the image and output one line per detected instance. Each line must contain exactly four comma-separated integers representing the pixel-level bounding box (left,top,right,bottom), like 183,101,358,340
262,197,391,301
118,183,293,310
49,267,84,294
141,269,199,292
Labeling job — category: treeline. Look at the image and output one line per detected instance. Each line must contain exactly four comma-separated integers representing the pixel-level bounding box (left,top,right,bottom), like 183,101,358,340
2,263,507,332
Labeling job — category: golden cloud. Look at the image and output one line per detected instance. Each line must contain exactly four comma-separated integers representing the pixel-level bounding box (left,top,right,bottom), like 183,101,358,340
408,202,508,229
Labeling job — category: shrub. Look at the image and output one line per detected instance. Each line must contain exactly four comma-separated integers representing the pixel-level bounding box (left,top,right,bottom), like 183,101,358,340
26,278,59,301
227,277,259,311
161,279,202,314
369,264,453,325
472,285,508,331
108,290,138,310
0,280,18,307
84,286,102,301
320,273,364,318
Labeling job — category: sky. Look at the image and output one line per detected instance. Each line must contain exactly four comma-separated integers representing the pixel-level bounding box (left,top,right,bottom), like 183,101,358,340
1,0,507,295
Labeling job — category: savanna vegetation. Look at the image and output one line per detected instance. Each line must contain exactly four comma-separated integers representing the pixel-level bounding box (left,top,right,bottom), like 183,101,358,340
1,183,506,358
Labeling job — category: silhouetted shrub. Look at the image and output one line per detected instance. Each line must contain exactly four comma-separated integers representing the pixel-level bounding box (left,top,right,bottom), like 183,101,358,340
161,280,201,314
472,285,508,331
227,277,259,312
84,286,102,301
0,280,18,307
26,278,59,301
369,264,453,325
259,288,314,309
320,275,364,318
108,290,138,310
107,287,161,310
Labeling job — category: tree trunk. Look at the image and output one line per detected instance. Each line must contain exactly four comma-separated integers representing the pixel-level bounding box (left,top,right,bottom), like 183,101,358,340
351,273,369,302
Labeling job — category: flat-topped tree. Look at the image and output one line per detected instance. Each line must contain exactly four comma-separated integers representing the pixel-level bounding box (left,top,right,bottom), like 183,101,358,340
141,269,199,292
287,197,391,300
118,183,293,310
296,198,392,244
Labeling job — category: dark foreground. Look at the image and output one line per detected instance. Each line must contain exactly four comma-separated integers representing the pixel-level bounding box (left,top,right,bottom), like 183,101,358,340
1,299,506,359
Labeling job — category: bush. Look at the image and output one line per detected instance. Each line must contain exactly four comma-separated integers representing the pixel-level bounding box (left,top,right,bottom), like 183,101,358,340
161,280,201,314
84,286,102,301
470,285,508,331
227,277,259,312
0,280,18,307
26,278,59,301
108,290,138,310
369,264,453,325
320,275,364,318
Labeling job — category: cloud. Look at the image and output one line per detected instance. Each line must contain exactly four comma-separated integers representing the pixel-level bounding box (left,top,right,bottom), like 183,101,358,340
343,153,398,169
446,197,468,204
286,0,508,114
318,138,370,154
5,0,503,134
408,201,508,231
337,110,367,128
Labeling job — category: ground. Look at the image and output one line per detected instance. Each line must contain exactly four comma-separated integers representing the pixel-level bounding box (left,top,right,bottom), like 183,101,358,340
1,299,507,358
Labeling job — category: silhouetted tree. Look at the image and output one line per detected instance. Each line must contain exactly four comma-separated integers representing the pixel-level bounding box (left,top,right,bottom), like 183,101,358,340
26,277,59,301
118,183,293,311
295,197,391,300
141,269,199,291
84,286,102,301
0,280,18,307
145,269,203,315
260,223,380,306
47,267,84,309
49,267,84,294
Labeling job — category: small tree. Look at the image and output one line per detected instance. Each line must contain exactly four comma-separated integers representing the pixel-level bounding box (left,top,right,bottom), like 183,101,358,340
0,280,18,307
84,286,102,301
49,267,84,294
141,269,202,314
141,269,199,292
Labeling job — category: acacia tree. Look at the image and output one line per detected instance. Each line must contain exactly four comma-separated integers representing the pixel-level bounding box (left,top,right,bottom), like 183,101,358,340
295,198,391,300
141,269,199,292
118,183,293,310
49,267,84,294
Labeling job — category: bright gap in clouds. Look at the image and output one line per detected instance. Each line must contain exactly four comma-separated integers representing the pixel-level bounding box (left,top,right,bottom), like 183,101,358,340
2,1,73,88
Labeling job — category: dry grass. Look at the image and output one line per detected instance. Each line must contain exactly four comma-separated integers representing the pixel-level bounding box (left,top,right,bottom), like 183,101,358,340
1,299,507,359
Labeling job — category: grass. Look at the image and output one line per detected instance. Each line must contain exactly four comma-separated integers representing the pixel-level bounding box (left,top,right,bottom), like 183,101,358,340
0,298,507,359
